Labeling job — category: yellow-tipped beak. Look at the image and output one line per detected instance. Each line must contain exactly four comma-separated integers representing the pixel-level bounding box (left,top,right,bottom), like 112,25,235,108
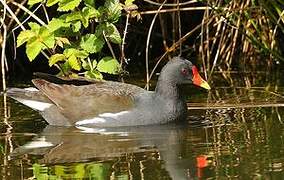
192,66,211,90
199,78,211,90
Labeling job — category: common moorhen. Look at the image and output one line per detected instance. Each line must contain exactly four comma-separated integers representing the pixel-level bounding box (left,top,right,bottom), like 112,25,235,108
7,57,210,127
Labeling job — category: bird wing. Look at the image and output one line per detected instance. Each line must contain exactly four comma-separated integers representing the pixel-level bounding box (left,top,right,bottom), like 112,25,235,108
32,74,145,124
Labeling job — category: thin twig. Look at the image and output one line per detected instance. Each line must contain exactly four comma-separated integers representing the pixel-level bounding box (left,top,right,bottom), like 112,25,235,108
158,12,169,52
12,1,47,26
187,102,284,110
12,3,43,32
42,2,50,23
0,0,25,30
143,0,197,7
205,6,210,75
148,15,215,83
177,0,182,56
121,13,130,66
141,6,213,15
271,10,284,53
1,18,7,92
103,31,116,60
7,0,28,30
145,0,166,90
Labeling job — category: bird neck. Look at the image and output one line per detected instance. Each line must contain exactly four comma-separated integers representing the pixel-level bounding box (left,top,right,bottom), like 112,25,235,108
155,79,181,99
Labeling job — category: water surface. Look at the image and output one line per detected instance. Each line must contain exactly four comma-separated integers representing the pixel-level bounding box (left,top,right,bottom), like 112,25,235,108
0,72,284,179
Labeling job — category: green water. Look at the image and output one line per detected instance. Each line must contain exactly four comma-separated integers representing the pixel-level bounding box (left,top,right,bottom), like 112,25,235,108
0,73,284,179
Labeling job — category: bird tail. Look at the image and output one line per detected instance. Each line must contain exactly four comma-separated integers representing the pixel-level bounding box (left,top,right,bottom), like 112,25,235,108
6,87,53,111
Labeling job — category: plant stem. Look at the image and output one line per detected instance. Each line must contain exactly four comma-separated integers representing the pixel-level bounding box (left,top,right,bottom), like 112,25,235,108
145,0,166,90
1,18,7,92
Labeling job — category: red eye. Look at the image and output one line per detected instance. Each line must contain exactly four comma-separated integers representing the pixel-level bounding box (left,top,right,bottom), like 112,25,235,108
181,68,188,75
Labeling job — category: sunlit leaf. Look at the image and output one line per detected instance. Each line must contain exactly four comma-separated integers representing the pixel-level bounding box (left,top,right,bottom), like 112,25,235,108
80,34,104,53
66,11,82,22
82,59,97,71
81,6,100,27
125,0,135,6
105,0,122,22
92,59,97,68
68,55,81,70
26,40,43,61
82,6,99,19
97,56,120,74
61,61,72,74
40,28,55,48
96,23,121,44
83,0,95,6
48,18,70,32
58,0,82,12
106,23,122,44
64,48,89,59
85,70,103,79
46,0,60,7
49,54,66,66
72,21,82,32
82,59,91,70
17,30,35,47
28,22,41,33
56,37,71,48
28,0,42,6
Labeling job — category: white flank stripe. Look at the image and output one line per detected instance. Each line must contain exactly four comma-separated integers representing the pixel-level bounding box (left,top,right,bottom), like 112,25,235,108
76,126,129,136
99,111,129,118
24,137,54,149
19,99,52,111
24,87,39,92
75,111,129,126
75,117,106,126
76,126,106,133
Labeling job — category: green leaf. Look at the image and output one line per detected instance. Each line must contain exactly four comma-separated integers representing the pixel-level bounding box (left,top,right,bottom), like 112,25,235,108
105,0,122,22
17,30,35,47
28,0,43,6
72,21,81,32
48,18,70,32
83,0,95,6
28,22,41,33
95,23,105,37
81,17,89,28
82,59,91,70
55,37,71,47
64,48,89,59
64,48,76,57
82,6,99,19
125,0,135,6
49,54,66,66
80,34,104,53
106,23,122,44
65,11,82,22
68,55,81,70
58,0,81,12
61,61,72,74
85,70,103,79
92,59,97,68
40,28,55,48
46,0,60,7
26,40,43,61
96,23,121,44
82,59,97,71
81,6,100,27
97,57,120,74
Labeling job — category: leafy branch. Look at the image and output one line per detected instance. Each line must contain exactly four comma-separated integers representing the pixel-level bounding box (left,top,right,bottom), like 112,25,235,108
17,0,136,79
